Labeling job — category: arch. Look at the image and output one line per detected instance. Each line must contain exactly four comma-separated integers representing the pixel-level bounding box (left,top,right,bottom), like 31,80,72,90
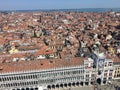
52,85,55,88
91,82,94,85
76,82,80,86
103,81,106,84
64,83,67,87
35,87,38,90
85,82,89,85
56,84,59,88
60,84,63,88
21,88,25,90
97,78,101,85
72,82,75,86
30,88,34,90
47,85,51,89
17,89,20,90
80,82,84,86
68,83,71,87
26,88,29,90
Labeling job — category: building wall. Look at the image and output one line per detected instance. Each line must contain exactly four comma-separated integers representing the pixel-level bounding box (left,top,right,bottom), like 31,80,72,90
113,64,120,80
0,65,84,90
101,59,113,84
84,58,96,85
90,53,114,85
0,55,116,90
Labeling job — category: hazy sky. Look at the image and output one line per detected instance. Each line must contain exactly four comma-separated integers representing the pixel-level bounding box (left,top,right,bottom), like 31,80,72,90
0,0,120,10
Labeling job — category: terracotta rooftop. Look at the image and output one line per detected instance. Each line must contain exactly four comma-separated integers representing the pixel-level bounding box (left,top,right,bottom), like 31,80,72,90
0,57,85,74
106,54,120,63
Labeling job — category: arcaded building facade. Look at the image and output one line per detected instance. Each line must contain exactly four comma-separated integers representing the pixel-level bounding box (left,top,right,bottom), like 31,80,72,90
0,53,115,90
0,58,85,90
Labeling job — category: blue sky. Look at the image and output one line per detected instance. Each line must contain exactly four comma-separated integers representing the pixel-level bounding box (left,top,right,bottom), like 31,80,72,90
0,0,120,10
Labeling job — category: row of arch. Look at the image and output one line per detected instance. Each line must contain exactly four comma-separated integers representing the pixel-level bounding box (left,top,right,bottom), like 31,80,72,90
11,79,105,90
47,82,84,89
47,79,105,89
12,87,38,90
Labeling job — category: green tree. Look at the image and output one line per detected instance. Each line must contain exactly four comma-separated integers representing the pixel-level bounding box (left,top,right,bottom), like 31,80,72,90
33,30,37,38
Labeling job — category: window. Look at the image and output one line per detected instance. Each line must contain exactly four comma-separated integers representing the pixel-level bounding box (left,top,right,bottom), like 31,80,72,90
60,72,63,75
79,70,81,74
19,76,21,80
103,78,106,80
6,84,9,87
91,74,95,77
86,74,89,78
30,75,33,78
33,74,37,78
105,70,108,72
109,62,112,66
114,75,116,78
105,64,107,67
110,70,113,72
2,78,4,81
82,76,84,79
91,78,94,81
109,77,112,80
28,75,31,79
109,73,112,76
13,77,15,80
21,76,24,80
86,79,89,81
4,77,7,81
66,71,70,75
14,83,17,86
8,84,10,87
72,71,78,74
77,76,80,80
10,83,13,87
14,77,16,80
104,73,107,76
23,76,26,79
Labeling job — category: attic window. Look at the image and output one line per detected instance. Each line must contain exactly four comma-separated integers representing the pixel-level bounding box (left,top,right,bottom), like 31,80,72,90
50,60,53,63
0,67,3,70
46,50,49,52
2,60,6,63
41,63,43,66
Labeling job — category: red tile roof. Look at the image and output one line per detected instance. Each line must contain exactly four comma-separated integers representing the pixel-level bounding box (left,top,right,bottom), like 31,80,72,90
0,57,85,73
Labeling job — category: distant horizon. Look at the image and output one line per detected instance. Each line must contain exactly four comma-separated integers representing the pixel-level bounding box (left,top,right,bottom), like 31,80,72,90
0,7,120,12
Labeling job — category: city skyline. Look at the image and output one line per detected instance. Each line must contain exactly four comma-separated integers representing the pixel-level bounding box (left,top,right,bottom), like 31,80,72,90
0,0,120,10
